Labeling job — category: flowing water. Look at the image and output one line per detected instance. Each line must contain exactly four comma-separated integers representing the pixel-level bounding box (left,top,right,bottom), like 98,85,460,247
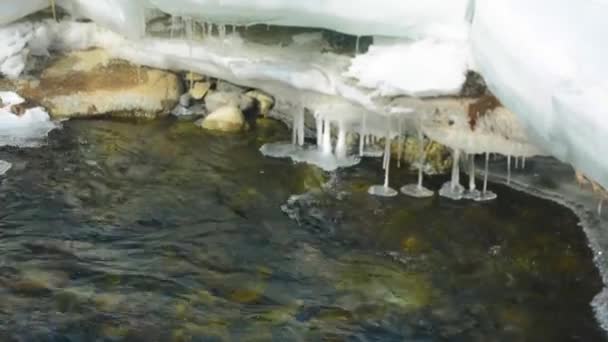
0,118,604,341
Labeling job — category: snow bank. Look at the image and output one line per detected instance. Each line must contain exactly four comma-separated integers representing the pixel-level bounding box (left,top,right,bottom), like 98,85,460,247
0,92,59,147
0,0,48,26
148,0,470,40
1,0,471,40
471,0,608,188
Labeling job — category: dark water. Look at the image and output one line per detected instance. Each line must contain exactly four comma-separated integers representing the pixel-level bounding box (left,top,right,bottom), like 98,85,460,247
0,118,604,341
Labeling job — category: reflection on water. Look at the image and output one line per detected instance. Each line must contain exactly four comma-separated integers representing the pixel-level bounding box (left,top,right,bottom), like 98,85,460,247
0,118,604,341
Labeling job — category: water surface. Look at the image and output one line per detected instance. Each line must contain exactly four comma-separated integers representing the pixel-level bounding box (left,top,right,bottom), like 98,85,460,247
0,118,604,341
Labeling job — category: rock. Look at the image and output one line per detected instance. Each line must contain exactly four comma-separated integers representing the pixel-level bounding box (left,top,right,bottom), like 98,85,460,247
392,137,452,175
198,105,247,132
179,93,191,107
215,79,246,93
0,160,12,176
184,72,205,83
17,49,183,119
246,90,274,116
205,91,255,113
189,81,211,100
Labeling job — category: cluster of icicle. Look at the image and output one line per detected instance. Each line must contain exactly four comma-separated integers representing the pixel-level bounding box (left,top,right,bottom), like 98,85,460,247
261,108,528,202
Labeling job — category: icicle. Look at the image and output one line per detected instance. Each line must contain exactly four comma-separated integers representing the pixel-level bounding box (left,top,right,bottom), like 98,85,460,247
355,36,361,55
483,153,489,193
468,155,476,191
298,110,305,146
292,110,305,146
474,152,497,201
185,18,195,90
522,157,527,169
464,155,482,200
439,149,465,200
315,114,323,148
382,138,389,170
219,24,226,40
369,129,398,197
292,114,298,146
50,0,57,21
336,121,347,159
515,156,519,169
359,113,367,157
451,150,461,191
397,134,404,168
383,139,391,188
599,200,604,216
507,155,512,184
401,129,434,198
322,120,332,155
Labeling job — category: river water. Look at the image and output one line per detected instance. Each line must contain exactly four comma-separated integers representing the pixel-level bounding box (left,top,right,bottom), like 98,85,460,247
0,118,604,341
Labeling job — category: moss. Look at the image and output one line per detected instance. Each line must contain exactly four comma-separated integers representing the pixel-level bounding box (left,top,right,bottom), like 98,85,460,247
335,256,436,312
255,117,289,144
392,137,452,175
290,165,327,193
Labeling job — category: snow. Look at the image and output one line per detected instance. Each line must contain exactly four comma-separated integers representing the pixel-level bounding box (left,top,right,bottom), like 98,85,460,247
346,38,469,97
0,92,59,147
471,0,608,188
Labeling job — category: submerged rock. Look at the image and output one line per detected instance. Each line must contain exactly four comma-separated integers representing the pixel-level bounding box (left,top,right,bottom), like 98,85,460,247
246,90,274,117
197,105,247,132
205,90,255,113
17,49,182,119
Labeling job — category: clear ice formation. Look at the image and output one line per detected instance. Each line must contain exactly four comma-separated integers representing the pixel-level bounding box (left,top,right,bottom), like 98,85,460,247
439,149,465,200
476,152,497,202
368,129,398,198
401,129,434,198
260,115,360,172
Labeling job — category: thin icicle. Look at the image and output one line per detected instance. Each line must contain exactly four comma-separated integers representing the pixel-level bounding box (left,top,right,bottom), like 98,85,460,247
483,152,489,193
315,114,323,148
335,121,347,159
451,150,461,191
298,110,305,146
522,157,527,169
382,138,389,170
474,152,497,201
369,128,398,197
397,134,404,168
292,114,298,146
50,0,57,21
401,129,434,198
515,156,519,169
355,36,361,55
292,110,305,147
322,120,332,155
507,155,512,184
439,149,465,200
599,200,604,216
464,155,483,200
468,155,476,191
359,113,367,157
383,137,391,188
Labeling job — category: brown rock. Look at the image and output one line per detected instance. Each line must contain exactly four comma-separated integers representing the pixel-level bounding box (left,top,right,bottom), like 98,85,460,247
17,49,183,119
